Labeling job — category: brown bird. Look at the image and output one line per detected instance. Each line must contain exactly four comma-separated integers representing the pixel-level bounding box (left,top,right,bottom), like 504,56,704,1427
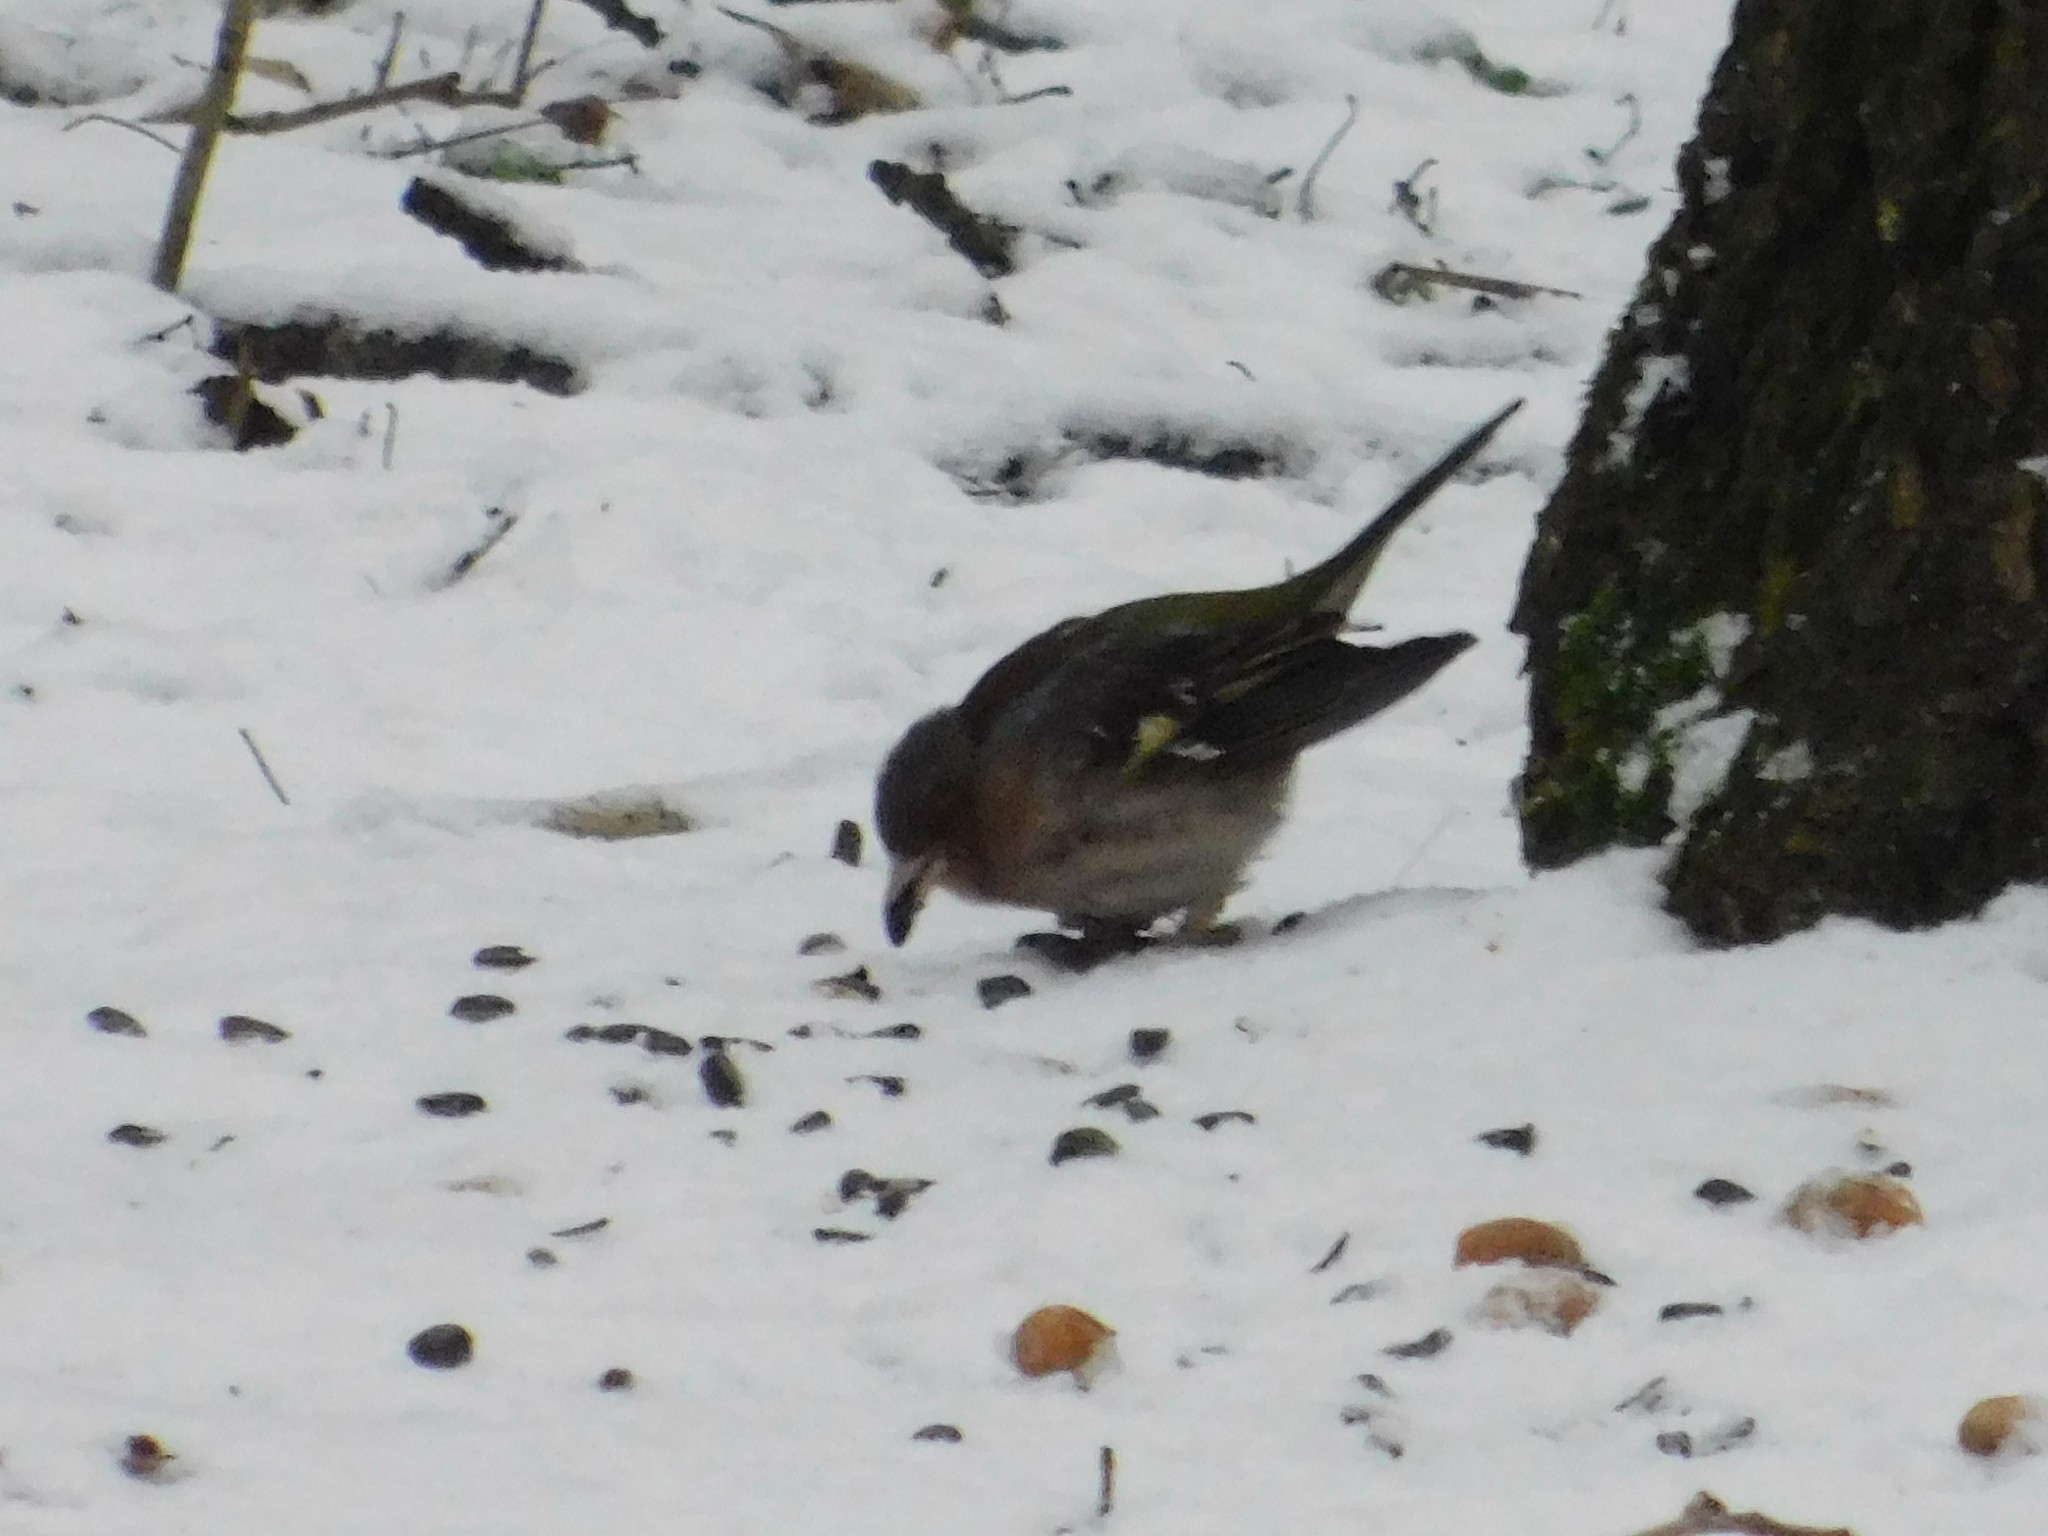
874,400,1521,957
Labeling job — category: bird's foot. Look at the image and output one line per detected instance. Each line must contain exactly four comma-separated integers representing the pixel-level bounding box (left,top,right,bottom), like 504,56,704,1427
1015,920,1150,974
1174,917,1243,948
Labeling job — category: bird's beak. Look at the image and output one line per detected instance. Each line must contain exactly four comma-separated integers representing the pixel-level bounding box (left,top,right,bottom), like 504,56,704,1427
883,854,938,947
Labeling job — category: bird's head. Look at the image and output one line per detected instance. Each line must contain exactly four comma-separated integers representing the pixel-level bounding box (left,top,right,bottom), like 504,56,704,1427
874,707,976,946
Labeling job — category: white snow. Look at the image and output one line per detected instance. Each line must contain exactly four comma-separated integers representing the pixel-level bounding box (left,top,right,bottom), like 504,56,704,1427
4,2,2046,1533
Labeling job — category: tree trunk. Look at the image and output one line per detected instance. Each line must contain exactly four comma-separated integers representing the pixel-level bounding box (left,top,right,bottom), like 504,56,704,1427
1512,0,2048,944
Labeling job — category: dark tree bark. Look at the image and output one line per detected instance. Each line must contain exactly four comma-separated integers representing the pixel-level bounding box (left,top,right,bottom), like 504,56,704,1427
1512,0,2048,944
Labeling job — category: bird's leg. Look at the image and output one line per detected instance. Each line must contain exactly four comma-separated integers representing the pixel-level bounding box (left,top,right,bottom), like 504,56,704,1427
1174,899,1243,947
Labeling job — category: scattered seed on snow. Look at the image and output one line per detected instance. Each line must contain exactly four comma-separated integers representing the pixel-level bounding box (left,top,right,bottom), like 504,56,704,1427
797,932,846,956
107,1123,166,1147
407,1323,475,1369
813,1227,870,1244
830,819,863,866
1128,1028,1170,1062
417,1092,488,1117
1659,1302,1725,1321
450,994,516,1023
87,1005,146,1037
1194,1110,1255,1130
790,1110,832,1133
219,1014,290,1043
471,944,536,970
1382,1327,1453,1360
977,974,1033,1009
597,1368,635,1392
813,966,881,1002
911,1424,963,1444
700,1049,746,1107
1475,1123,1536,1155
1694,1177,1756,1207
1050,1126,1120,1165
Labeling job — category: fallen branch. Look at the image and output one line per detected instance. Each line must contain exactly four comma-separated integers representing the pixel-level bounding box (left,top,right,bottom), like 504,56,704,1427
152,0,258,293
1295,93,1359,221
400,176,579,272
567,0,663,47
1370,261,1582,304
868,159,1016,277
1625,1491,1854,1536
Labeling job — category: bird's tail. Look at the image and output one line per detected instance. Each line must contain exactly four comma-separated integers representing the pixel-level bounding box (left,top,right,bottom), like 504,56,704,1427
1298,399,1524,617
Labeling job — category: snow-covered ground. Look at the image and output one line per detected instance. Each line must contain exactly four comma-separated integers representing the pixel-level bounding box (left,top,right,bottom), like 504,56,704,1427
3,1,2045,1531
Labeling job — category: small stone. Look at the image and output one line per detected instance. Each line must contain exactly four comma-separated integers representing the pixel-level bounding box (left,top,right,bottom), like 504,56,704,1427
1782,1171,1923,1239
119,1434,176,1481
1128,1028,1170,1062
1958,1394,2046,1457
407,1323,474,1369
108,1123,166,1147
1885,1160,1913,1178
417,1091,488,1117
1694,1177,1755,1207
1382,1327,1453,1360
526,1247,558,1268
1659,1302,1725,1322
797,932,846,956
1453,1217,1584,1270
700,1049,746,1108
450,994,516,1023
1473,1271,1603,1337
1050,1126,1120,1165
1012,1305,1115,1384
219,1014,290,1043
1475,1123,1536,1155
977,974,1034,1009
597,1367,635,1392
813,965,882,1002
1194,1110,1255,1131
790,1110,833,1134
472,945,536,970
912,1423,963,1443
830,819,863,866
87,1005,146,1037
813,1227,871,1244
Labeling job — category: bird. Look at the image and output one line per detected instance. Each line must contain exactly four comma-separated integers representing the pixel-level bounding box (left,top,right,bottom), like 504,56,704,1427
874,399,1522,958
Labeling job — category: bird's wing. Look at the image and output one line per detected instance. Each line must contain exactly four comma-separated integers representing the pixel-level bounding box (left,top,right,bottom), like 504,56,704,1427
1109,626,1477,780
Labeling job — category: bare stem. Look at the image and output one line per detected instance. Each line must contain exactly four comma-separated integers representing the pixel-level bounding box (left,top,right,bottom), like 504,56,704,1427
152,0,259,293
1296,93,1360,221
